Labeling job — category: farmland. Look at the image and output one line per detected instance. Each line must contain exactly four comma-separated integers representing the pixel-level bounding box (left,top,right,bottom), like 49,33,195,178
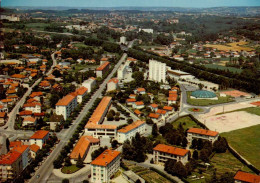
204,41,254,52
204,64,242,73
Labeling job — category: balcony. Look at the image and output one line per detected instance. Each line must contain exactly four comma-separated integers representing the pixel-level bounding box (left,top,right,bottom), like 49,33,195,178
6,167,13,171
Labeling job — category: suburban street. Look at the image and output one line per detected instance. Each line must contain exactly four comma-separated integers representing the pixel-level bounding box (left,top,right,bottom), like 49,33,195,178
29,40,134,183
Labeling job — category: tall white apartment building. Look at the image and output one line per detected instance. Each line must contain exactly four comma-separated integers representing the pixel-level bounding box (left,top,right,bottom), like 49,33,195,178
82,77,96,93
117,64,127,80
117,120,146,143
55,94,77,120
149,59,166,83
91,149,121,183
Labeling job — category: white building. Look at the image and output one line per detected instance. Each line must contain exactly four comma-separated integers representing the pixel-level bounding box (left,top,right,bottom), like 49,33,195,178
153,144,189,165
149,59,166,83
0,15,20,22
22,117,37,127
72,87,88,103
82,77,96,93
139,28,153,34
187,128,219,144
55,94,77,120
117,121,146,143
117,64,127,80
91,149,121,183
120,36,127,44
85,123,117,139
23,102,42,113
167,69,194,81
29,130,50,149
107,78,119,92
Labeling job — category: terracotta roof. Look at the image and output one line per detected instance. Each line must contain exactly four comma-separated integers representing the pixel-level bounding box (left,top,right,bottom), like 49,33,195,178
23,117,36,123
127,57,137,61
27,98,38,103
19,110,33,116
134,110,142,115
163,106,174,111
156,109,167,115
74,87,88,95
118,120,145,133
187,128,219,137
56,94,76,106
30,92,43,98
96,61,110,71
153,144,189,156
234,171,260,183
101,57,109,61
129,94,136,98
6,89,16,94
149,113,160,119
29,144,40,153
135,101,144,106
10,141,22,148
7,95,18,99
86,96,112,125
11,74,26,79
39,80,51,87
168,96,177,101
70,136,99,159
30,130,49,139
12,145,29,154
24,102,42,108
108,78,119,84
91,149,120,167
126,98,136,103
1,99,12,103
0,112,6,118
85,123,117,130
150,104,158,108
136,88,145,92
0,151,21,165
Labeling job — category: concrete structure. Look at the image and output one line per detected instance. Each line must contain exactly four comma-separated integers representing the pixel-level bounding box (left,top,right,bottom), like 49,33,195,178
0,15,20,22
82,77,96,93
139,28,153,34
85,123,117,139
132,101,145,109
153,144,189,165
117,121,146,143
234,171,260,183
29,130,50,149
22,116,37,126
23,102,42,113
117,64,127,80
149,59,166,83
123,170,145,183
190,90,218,100
167,69,194,81
96,61,110,78
12,145,30,170
91,149,121,183
55,94,77,120
120,36,127,44
107,78,119,92
70,136,100,164
187,128,219,144
29,144,40,159
72,87,88,103
0,151,23,182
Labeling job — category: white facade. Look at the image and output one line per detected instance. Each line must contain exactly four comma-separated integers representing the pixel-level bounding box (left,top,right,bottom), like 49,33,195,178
139,28,153,34
149,59,166,83
117,121,146,143
167,69,195,81
120,36,127,44
117,64,127,80
55,95,77,120
82,78,96,93
107,81,118,92
29,135,49,149
187,131,219,143
85,126,117,139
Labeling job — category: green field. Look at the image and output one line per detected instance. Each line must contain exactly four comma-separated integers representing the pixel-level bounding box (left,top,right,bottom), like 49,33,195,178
172,116,200,130
204,64,242,74
73,43,88,48
25,23,50,30
187,92,233,106
221,124,260,170
61,165,81,174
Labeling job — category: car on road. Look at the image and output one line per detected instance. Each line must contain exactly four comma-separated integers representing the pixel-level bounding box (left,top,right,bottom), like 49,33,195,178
36,174,40,178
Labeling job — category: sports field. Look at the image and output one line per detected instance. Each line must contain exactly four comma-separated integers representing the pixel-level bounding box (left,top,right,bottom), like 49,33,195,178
204,41,254,52
221,124,260,170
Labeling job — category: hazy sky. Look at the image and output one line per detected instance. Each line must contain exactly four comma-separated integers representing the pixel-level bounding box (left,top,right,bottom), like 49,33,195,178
2,0,260,8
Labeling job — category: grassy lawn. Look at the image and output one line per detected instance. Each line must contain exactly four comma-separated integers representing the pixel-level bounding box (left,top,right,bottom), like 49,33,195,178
73,43,88,48
124,161,172,183
186,92,233,106
221,124,260,170
204,64,242,74
172,116,200,130
25,23,50,30
61,165,81,174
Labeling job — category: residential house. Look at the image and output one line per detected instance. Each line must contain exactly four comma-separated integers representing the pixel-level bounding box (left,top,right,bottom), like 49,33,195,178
134,88,146,95
96,61,110,78
149,104,158,112
107,78,119,92
55,94,77,120
0,112,7,125
73,87,88,104
149,113,162,123
153,144,189,165
22,117,37,127
23,102,42,113
82,77,96,93
29,144,40,159
126,98,136,106
91,149,121,183
29,130,50,149
132,101,145,109
187,128,219,144
234,171,260,183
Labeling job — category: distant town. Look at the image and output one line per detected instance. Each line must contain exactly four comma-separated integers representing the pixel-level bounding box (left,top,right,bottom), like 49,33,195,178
0,5,260,183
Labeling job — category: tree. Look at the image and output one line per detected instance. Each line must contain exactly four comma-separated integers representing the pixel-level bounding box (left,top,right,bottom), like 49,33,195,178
76,154,84,168
181,137,188,148
132,71,144,83
111,140,118,149
191,139,198,149
200,149,209,162
127,119,133,124
107,112,114,121
152,123,158,137
213,137,228,153
150,158,154,164
64,157,72,167
173,162,188,178
135,179,141,183
6,138,10,152
192,150,199,160
164,159,176,175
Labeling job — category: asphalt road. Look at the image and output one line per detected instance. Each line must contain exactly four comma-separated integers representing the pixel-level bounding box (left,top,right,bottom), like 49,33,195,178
29,41,134,183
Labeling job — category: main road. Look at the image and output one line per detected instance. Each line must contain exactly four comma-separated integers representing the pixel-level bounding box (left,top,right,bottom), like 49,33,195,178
29,40,134,183
0,52,57,133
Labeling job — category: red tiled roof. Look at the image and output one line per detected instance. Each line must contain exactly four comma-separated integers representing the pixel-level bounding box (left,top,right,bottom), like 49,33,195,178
153,144,189,156
10,141,22,148
39,80,51,87
0,151,21,165
149,113,160,119
118,120,145,133
56,94,76,106
29,144,40,153
137,88,145,92
30,92,43,98
23,117,36,122
11,74,26,79
23,102,42,108
135,101,144,106
187,128,219,137
150,104,158,108
168,96,177,101
126,98,136,103
108,78,119,84
134,110,142,115
74,87,88,95
1,99,12,103
234,171,260,183
163,106,174,111
12,145,29,154
0,112,6,118
19,110,33,116
96,61,110,71
30,130,49,139
91,149,120,167
156,109,167,115
85,123,117,130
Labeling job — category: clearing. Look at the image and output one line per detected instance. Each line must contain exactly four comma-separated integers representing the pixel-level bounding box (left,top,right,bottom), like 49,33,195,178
204,64,242,74
172,116,200,130
204,41,254,52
